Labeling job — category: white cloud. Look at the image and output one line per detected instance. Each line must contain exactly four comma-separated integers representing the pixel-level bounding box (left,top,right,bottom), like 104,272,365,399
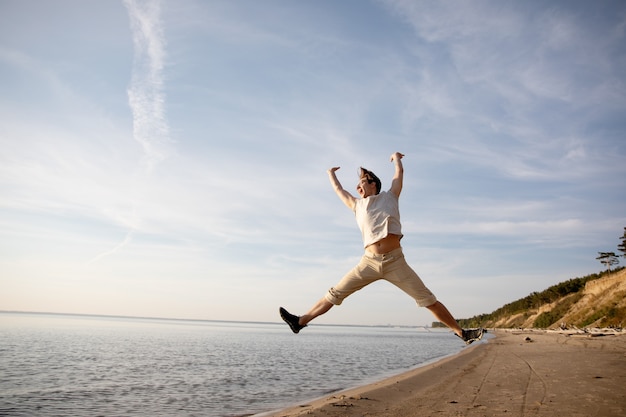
124,0,170,171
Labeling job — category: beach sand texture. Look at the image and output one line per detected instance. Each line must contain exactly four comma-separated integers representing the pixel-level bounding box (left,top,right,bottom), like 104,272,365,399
263,330,626,417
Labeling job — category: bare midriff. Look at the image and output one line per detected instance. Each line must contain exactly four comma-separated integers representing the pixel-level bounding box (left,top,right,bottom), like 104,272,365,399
365,234,402,255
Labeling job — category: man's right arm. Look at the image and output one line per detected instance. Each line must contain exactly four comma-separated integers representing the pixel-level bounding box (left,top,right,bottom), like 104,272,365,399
328,167,356,210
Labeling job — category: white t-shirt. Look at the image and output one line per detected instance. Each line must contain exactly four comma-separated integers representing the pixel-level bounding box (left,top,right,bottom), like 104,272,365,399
353,191,403,248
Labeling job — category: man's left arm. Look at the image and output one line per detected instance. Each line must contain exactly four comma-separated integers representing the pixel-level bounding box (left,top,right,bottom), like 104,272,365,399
389,152,404,197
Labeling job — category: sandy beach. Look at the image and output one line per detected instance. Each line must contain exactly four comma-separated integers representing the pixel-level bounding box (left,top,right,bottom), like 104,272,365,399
261,330,626,417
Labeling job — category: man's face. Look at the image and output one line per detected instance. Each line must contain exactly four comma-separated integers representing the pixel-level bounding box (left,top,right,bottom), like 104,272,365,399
356,177,377,198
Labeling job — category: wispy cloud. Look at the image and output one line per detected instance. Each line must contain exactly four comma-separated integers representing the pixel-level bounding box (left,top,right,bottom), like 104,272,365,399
124,0,170,172
89,0,168,262
380,0,626,183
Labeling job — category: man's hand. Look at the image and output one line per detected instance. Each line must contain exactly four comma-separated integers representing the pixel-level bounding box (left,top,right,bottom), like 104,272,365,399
327,166,341,174
390,152,404,162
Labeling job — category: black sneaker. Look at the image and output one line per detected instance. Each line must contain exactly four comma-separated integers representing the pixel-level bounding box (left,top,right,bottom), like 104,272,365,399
279,307,306,334
458,328,484,345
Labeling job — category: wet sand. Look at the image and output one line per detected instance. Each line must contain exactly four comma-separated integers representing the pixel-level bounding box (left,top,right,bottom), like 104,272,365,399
260,330,626,417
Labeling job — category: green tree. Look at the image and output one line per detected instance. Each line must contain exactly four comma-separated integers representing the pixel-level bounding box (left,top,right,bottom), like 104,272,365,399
618,227,626,258
596,252,619,272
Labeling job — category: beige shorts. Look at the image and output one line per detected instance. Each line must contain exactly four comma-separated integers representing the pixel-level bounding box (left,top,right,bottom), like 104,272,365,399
325,247,437,307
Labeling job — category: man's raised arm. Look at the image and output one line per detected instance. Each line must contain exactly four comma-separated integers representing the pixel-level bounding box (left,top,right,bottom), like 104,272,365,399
328,167,356,210
389,152,404,197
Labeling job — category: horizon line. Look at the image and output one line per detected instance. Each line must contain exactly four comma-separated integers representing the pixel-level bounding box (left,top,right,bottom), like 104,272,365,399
0,310,435,330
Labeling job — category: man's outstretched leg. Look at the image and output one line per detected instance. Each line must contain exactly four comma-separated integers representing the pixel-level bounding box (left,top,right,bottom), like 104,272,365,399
426,301,484,345
280,298,333,334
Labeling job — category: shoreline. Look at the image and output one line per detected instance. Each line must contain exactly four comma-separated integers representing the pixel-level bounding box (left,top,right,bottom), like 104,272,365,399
256,329,626,417
254,338,487,417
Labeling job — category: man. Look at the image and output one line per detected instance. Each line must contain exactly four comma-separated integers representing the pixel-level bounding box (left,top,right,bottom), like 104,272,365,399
279,152,483,344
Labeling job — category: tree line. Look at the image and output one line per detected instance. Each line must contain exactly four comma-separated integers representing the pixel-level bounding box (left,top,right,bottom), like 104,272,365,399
596,226,626,271
452,269,619,329
433,227,626,328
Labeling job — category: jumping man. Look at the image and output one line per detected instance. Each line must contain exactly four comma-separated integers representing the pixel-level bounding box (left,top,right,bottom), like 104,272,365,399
279,152,483,344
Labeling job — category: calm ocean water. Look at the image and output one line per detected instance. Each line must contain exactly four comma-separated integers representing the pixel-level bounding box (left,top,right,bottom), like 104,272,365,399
0,312,466,417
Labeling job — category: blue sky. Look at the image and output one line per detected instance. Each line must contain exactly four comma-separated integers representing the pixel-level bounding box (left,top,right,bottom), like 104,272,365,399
1,0,625,326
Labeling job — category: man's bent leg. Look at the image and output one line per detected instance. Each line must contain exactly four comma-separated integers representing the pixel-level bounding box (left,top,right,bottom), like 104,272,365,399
280,256,379,333
426,301,463,337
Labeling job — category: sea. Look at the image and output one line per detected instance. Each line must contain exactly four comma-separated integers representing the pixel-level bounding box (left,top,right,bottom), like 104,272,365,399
0,311,467,417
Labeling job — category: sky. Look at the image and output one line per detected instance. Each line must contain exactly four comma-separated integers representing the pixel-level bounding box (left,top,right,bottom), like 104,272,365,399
1,0,625,327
